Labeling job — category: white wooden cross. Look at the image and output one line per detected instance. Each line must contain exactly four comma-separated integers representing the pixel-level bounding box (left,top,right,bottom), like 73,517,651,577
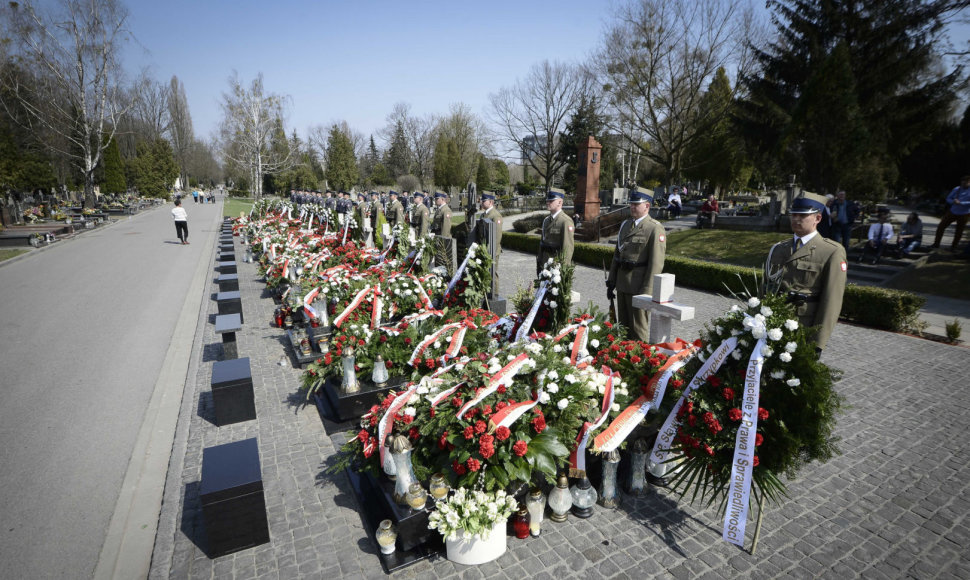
632,273,695,344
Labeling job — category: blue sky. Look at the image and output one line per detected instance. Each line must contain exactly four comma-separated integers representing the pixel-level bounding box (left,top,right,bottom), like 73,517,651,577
124,0,969,147
125,0,608,144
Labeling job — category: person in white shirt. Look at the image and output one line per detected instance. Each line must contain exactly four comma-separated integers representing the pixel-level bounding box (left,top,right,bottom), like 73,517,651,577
172,198,189,245
667,189,682,218
858,208,893,264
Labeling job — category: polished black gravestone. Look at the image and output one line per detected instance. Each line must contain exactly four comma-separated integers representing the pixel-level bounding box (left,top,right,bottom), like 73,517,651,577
211,357,255,425
200,438,270,558
217,260,237,275
217,273,239,292
217,251,235,263
216,291,243,323
214,313,242,359
219,243,234,253
321,375,407,423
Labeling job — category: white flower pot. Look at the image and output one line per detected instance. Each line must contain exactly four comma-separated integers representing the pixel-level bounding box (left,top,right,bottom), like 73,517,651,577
445,519,507,565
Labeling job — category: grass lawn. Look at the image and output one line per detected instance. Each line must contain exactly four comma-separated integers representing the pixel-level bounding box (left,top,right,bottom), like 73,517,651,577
223,197,254,218
887,254,970,300
666,229,790,268
0,249,29,263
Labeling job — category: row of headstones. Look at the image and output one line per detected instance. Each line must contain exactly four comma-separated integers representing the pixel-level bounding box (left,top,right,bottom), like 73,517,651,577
198,218,271,559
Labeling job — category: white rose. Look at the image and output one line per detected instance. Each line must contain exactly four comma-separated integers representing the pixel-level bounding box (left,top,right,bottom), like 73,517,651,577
507,354,516,361
562,357,571,364
541,269,551,278
557,399,569,410
590,339,601,349
767,328,783,341
779,352,792,363
488,357,499,366
787,378,801,387
770,369,785,379
731,305,740,312
612,403,621,413
475,259,482,265
761,306,773,317
747,297,761,308
546,383,559,393
553,275,561,284
417,386,429,395
433,341,441,349
715,326,724,334
784,319,799,331
785,342,798,353
598,384,605,394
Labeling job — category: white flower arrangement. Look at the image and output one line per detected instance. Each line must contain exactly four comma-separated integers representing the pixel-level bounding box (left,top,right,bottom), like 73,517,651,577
428,488,518,542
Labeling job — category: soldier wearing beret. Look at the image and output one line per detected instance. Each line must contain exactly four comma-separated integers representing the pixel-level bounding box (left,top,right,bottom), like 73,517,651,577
538,187,575,275
764,192,848,352
385,190,405,230
606,188,666,342
431,191,452,237
410,191,431,238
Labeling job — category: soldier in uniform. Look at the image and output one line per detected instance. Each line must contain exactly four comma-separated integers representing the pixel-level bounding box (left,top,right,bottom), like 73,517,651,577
537,188,575,275
764,192,847,353
431,191,452,237
410,191,431,238
386,190,405,230
606,188,666,342
324,191,336,210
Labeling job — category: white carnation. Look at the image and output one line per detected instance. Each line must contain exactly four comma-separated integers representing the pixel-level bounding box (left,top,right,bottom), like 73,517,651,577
538,392,551,404
404,407,416,416
731,350,742,360
784,319,799,331
562,357,571,364
786,378,801,387
564,374,577,384
548,370,559,380
751,327,766,340
433,341,441,349
785,342,798,353
592,325,601,332
779,352,792,363
553,344,562,353
761,346,774,358
557,398,569,410
590,339,600,348
550,287,559,296
546,383,559,394
747,297,761,308
767,328,783,341
553,275,561,284
770,369,785,379
549,301,557,309
760,306,773,317
731,305,740,312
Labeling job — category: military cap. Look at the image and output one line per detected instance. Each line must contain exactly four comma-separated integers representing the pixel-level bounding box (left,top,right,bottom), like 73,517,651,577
790,192,829,214
629,187,654,204
546,187,566,201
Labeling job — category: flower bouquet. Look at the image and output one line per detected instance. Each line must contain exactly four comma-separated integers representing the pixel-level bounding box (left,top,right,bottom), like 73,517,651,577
428,488,518,565
442,242,492,310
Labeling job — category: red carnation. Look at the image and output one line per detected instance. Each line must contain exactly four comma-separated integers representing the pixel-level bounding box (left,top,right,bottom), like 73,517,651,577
495,401,508,411
722,388,735,401
385,360,393,369
438,431,449,450
357,430,370,444
704,444,714,456
512,440,528,457
728,408,743,422
631,355,642,364
474,420,487,434
753,455,760,467
408,427,419,439
380,335,387,343
369,415,378,426
466,458,481,472
482,404,493,416
495,426,511,441
755,433,764,446
404,338,412,345
708,376,722,387
451,397,463,408
497,384,507,394
758,407,769,420
672,379,684,388
532,415,546,433
358,338,366,347
463,426,475,440
625,343,636,351
453,460,466,475
401,414,414,425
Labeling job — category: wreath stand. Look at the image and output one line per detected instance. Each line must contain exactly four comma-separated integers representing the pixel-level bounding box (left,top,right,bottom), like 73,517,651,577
749,494,766,555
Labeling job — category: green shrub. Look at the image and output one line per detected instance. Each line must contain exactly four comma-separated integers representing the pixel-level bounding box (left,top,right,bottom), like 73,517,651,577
512,215,545,233
501,232,925,332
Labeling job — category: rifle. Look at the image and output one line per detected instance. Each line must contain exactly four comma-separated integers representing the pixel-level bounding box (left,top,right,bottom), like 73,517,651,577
603,261,617,324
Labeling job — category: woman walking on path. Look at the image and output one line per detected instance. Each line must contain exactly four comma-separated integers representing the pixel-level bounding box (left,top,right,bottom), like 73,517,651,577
172,198,189,244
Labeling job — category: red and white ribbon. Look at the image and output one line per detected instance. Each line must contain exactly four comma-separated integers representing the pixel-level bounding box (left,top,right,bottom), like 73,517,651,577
429,382,465,408
569,367,617,473
370,284,382,329
333,286,374,328
570,324,590,364
488,391,543,432
377,384,418,465
456,353,532,419
408,323,463,365
515,281,548,343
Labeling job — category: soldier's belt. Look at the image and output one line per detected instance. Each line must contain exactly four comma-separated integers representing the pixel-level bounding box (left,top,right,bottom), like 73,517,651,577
618,260,649,270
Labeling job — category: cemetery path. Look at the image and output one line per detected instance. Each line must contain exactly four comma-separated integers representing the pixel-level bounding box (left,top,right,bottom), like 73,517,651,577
0,200,222,579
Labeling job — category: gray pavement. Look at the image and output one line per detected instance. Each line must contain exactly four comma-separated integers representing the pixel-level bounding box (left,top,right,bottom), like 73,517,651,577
0,199,222,578
149,240,970,579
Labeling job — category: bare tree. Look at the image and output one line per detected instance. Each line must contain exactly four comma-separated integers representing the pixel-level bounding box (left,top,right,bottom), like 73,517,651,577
168,75,193,190
593,0,759,182
379,102,439,188
488,60,591,190
0,0,133,204
217,72,292,199
129,73,169,142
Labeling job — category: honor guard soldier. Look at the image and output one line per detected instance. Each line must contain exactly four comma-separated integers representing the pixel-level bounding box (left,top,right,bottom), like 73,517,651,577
538,187,575,275
411,191,431,237
324,191,336,210
763,192,847,353
606,188,666,342
431,191,452,237
386,190,405,229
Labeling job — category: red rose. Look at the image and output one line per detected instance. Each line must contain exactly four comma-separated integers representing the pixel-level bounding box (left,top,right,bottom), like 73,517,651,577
687,414,697,427
722,388,735,401
385,360,392,369
532,415,546,433
380,335,387,343
630,355,642,364
453,460,466,475
474,420,487,434
753,455,760,467
755,433,764,446
512,440,528,457
704,444,714,456
728,408,743,421
463,426,475,439
466,458,481,472
324,354,333,365
358,338,366,346
369,415,378,426
758,407,769,420
495,426,511,441
404,338,412,345
604,321,613,328
707,420,722,435
672,379,684,388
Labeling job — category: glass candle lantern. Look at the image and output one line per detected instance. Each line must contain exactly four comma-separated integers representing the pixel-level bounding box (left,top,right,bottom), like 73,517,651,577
429,473,449,500
382,445,397,480
375,519,397,555
405,482,428,510
525,488,545,536
341,346,359,393
547,474,572,522
390,434,416,505
570,474,597,519
627,438,649,496
598,449,621,508
512,504,530,539
372,354,389,386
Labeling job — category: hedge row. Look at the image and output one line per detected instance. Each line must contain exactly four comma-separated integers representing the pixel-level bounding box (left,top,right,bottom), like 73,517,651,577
501,232,925,332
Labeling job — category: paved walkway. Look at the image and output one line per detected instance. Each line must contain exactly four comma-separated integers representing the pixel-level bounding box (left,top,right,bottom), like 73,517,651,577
149,233,970,578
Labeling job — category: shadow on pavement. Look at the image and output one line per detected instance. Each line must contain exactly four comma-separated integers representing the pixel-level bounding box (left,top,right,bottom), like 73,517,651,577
178,482,210,558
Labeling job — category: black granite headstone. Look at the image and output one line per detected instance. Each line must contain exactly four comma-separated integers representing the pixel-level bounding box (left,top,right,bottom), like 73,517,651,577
210,357,255,425
200,438,270,557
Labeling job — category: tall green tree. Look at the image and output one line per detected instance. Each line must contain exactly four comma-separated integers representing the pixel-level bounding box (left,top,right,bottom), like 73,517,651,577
101,137,127,193
324,124,359,191
433,136,461,189
385,121,412,179
490,159,510,191
474,153,491,191
739,0,966,198
557,94,613,194
128,138,178,198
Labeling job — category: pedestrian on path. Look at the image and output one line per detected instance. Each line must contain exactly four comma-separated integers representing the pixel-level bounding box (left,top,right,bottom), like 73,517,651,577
931,175,970,251
172,199,189,245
